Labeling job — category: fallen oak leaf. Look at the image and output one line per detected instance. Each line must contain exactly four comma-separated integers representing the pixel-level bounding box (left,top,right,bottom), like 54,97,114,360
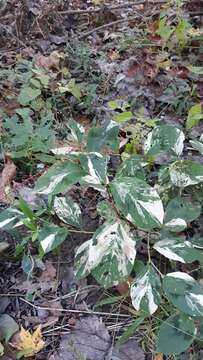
12,325,44,358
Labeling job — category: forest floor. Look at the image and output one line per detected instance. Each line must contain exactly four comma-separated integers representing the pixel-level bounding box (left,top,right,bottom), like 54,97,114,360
0,1,203,359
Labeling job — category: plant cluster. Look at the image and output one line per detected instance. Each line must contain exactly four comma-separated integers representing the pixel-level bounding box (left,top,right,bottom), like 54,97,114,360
0,116,203,355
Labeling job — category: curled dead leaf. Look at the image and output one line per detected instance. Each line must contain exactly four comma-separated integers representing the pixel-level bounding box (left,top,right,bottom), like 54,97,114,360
0,159,16,203
12,325,44,358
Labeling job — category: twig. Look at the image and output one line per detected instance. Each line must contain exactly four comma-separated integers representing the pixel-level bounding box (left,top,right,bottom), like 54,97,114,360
78,14,148,40
20,297,130,318
59,0,166,15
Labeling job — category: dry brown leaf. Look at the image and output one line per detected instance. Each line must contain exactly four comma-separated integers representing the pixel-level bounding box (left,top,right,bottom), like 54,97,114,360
39,260,56,282
0,159,16,203
153,353,164,360
12,325,44,358
35,51,62,69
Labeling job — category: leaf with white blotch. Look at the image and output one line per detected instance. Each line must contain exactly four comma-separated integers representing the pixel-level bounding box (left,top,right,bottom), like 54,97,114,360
79,152,109,190
154,238,203,263
164,218,187,232
39,225,68,254
157,313,196,355
130,265,161,315
144,125,185,156
87,121,119,152
35,162,85,195
67,119,84,143
110,177,164,230
116,155,145,180
54,196,82,228
165,196,201,223
169,160,203,188
0,208,24,230
75,221,137,288
163,272,203,316
190,139,203,155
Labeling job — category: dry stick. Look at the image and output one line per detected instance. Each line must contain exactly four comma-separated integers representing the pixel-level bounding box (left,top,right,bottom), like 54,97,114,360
59,0,167,15
20,297,130,318
78,14,148,39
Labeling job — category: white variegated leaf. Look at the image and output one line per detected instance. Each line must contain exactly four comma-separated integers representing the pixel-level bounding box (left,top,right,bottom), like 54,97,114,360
0,208,24,230
75,221,136,288
163,272,203,316
35,162,85,195
110,177,164,230
79,152,109,188
39,225,68,254
154,238,202,263
53,196,82,228
130,265,161,315
144,125,185,156
169,160,203,188
190,139,203,155
164,218,187,232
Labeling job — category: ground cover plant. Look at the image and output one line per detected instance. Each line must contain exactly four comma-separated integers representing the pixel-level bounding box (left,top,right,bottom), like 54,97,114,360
0,0,203,359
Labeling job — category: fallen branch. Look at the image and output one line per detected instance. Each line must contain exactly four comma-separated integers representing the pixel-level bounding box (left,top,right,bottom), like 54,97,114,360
59,0,167,15
78,14,148,39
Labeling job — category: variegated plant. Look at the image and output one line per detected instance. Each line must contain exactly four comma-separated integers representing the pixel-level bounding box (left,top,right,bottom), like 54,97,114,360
0,119,203,355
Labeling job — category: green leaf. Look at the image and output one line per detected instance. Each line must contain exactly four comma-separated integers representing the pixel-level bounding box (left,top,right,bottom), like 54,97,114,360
97,200,117,221
79,152,109,187
38,225,68,254
0,208,24,230
156,17,175,43
110,177,164,230
18,87,41,106
144,125,185,156
163,272,203,316
22,255,33,274
75,221,137,288
95,295,123,308
130,265,161,315
59,79,81,100
0,314,19,342
157,313,196,355
54,196,82,228
116,315,146,347
116,155,145,180
87,121,119,152
190,139,203,155
67,119,84,143
19,198,35,220
186,103,203,130
164,218,187,232
35,162,85,195
169,160,203,188
113,111,133,123
188,66,203,75
165,196,201,223
154,238,203,263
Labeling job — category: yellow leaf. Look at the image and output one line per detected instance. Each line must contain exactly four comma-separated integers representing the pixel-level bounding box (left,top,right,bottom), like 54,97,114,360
153,354,164,360
17,325,44,357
